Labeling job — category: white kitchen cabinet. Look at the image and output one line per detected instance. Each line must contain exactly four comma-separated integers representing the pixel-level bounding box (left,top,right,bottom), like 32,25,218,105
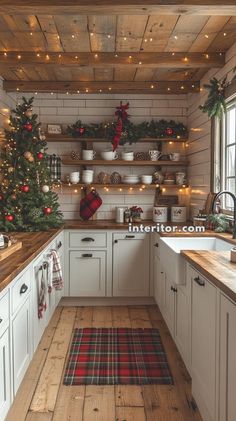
153,254,165,310
0,327,11,420
162,274,176,334
112,233,150,297
12,295,31,395
69,250,106,296
175,283,190,369
190,266,217,421
219,294,236,421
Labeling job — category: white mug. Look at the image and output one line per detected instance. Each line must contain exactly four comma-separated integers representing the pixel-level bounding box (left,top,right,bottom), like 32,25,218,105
170,152,180,161
69,171,80,184
82,170,94,184
175,172,186,185
122,151,134,161
82,149,96,160
101,150,118,160
149,150,162,161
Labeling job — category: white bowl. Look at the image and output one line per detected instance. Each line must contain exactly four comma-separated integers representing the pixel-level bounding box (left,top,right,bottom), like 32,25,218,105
100,150,118,160
123,179,139,184
141,175,152,184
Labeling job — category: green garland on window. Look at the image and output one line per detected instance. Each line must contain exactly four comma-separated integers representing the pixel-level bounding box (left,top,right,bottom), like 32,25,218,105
67,118,188,145
199,77,229,120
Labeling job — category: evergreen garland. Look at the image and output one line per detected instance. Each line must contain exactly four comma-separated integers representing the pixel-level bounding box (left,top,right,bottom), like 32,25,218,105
199,76,229,119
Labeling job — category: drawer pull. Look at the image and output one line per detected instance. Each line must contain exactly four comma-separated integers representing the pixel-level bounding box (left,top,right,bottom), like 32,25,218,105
82,253,93,258
81,237,95,242
20,283,28,294
154,243,159,248
194,276,205,287
57,241,62,249
0,318,3,323
171,286,177,293
125,235,135,239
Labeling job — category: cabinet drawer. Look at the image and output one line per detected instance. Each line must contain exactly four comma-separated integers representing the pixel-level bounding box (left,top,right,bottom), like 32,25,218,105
69,232,107,248
0,291,9,334
12,268,31,314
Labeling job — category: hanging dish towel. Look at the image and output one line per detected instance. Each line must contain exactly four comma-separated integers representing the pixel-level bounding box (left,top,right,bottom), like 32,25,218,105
38,265,47,319
47,256,53,293
50,250,63,290
47,154,61,183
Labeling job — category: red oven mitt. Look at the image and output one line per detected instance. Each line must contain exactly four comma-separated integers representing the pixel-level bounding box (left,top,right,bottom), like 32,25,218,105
80,190,103,220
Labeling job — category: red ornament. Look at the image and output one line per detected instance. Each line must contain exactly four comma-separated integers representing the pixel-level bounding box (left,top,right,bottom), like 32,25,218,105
43,207,52,215
21,185,30,193
23,123,33,132
166,127,174,136
5,214,14,222
75,127,85,135
37,152,44,160
0,194,3,201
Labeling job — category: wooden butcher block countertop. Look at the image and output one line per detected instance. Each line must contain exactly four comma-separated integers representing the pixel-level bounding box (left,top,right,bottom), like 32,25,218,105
0,228,63,293
182,250,236,302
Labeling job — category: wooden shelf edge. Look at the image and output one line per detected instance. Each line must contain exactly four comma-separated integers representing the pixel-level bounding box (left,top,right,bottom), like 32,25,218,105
61,159,188,166
60,182,186,189
46,134,188,143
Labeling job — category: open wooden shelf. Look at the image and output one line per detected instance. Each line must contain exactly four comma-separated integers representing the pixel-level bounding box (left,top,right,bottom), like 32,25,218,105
61,182,185,189
62,158,188,166
47,134,188,143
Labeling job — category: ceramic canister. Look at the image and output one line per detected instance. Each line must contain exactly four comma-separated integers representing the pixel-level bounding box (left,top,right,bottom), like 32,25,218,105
153,206,168,223
171,206,187,223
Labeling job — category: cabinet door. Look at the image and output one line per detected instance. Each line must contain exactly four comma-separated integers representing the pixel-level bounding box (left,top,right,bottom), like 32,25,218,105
0,328,11,420
175,285,190,367
162,275,175,335
12,296,31,395
153,254,165,311
191,268,217,421
113,234,150,297
219,294,236,421
69,251,106,297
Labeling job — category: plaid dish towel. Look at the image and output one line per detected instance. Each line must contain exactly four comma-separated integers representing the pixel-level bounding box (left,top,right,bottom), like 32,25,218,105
47,154,61,182
50,250,63,290
38,265,47,319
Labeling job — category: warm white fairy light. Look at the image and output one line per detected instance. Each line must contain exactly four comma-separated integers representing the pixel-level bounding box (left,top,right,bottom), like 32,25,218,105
94,53,98,58
204,34,209,38
36,53,40,57
150,38,153,42
183,56,188,62
58,54,62,58
151,85,154,89
4,52,7,56
129,55,132,59
123,37,127,41
107,34,111,38
138,61,142,65
90,32,94,36
72,34,75,39
75,56,78,59
108,87,112,91
144,38,147,42
35,92,38,95
174,35,178,40
51,92,54,95
85,88,89,93
172,52,175,56
223,32,227,37
17,55,21,59
167,87,171,91
46,54,50,60
181,85,185,90
205,54,209,59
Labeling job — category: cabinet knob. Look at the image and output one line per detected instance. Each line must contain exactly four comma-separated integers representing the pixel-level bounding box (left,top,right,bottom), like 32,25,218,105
81,237,95,242
20,283,28,294
82,253,93,258
114,239,118,244
57,241,62,249
154,243,159,248
193,276,205,287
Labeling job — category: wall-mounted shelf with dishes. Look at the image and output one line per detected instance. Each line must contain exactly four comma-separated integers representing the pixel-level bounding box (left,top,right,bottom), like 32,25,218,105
46,134,188,144
62,158,188,166
61,182,188,190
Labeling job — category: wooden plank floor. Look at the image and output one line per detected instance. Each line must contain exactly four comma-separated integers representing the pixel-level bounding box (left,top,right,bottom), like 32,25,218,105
6,305,202,421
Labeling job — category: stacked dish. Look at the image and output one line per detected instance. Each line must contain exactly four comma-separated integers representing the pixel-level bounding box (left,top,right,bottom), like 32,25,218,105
123,174,140,184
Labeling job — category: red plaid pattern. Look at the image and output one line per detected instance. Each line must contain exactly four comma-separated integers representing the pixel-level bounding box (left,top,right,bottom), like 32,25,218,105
80,190,102,220
63,328,173,385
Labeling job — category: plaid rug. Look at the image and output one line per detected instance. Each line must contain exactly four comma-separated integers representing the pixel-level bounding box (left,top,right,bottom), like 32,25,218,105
63,328,173,385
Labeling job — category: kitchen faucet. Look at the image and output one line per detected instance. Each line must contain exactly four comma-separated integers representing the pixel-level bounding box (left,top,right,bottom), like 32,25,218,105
212,190,236,239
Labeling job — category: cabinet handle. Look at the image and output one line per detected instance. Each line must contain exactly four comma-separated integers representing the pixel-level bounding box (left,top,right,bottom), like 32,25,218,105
171,286,177,293
161,271,164,274
82,253,93,258
154,243,159,248
194,276,205,287
57,241,62,249
20,283,28,294
125,235,135,239
81,237,95,242
0,318,3,323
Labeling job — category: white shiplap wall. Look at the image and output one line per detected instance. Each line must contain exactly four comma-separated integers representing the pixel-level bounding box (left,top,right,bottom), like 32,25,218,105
10,92,187,220
187,41,236,218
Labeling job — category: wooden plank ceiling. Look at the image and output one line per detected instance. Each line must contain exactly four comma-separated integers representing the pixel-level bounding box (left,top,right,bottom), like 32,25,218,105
0,3,235,94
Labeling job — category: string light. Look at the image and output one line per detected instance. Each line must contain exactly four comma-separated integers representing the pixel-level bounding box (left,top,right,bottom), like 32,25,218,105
107,34,111,38
71,34,75,39
144,38,147,42
181,85,185,90
30,32,33,36
46,54,50,60
183,57,188,62
17,55,21,59
129,55,132,59
150,38,153,42
123,37,127,41
90,32,94,36
108,87,112,91
77,90,80,93
36,53,40,57
151,85,154,89
138,61,142,65
174,35,178,40
85,88,89,93
223,32,227,37
115,54,118,57
35,92,38,95
167,87,171,91
4,52,7,57
50,92,54,95
204,34,209,38
162,188,166,192
94,54,98,58
58,54,62,58
16,87,20,91
172,52,175,56
205,54,209,59
75,56,78,59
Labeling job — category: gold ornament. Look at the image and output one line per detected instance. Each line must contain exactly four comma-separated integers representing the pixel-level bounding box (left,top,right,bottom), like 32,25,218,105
8,167,14,173
28,156,35,162
24,151,32,160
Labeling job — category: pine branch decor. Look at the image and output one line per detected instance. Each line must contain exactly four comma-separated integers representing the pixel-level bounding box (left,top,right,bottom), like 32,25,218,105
199,77,229,120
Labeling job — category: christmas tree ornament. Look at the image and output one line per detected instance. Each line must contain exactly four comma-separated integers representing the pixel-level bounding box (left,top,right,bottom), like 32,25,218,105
79,127,85,135
166,127,174,136
25,108,33,118
8,167,14,173
28,155,35,162
24,151,32,160
43,206,52,215
37,152,44,160
42,185,50,193
0,194,3,201
21,185,30,193
5,214,14,222
11,194,17,200
23,122,33,132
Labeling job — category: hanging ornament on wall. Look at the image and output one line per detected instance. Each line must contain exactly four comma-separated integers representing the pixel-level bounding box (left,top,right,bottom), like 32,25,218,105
23,122,33,132
41,185,50,193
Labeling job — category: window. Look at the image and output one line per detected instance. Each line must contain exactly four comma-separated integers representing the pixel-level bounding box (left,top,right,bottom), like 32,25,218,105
221,100,236,212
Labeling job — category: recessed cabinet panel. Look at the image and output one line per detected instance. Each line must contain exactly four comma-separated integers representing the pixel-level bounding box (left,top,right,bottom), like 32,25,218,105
219,294,236,421
0,328,11,420
69,251,106,296
113,234,150,297
12,296,31,395
69,232,107,248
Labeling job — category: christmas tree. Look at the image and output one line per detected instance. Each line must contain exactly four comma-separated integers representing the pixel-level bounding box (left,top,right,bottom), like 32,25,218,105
0,97,63,231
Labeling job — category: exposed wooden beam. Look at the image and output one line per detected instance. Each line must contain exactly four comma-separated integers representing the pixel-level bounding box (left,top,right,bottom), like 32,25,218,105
0,1,236,15
3,80,200,94
0,51,225,69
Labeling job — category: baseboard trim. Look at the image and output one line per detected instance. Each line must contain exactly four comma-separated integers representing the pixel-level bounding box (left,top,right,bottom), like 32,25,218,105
59,296,155,306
